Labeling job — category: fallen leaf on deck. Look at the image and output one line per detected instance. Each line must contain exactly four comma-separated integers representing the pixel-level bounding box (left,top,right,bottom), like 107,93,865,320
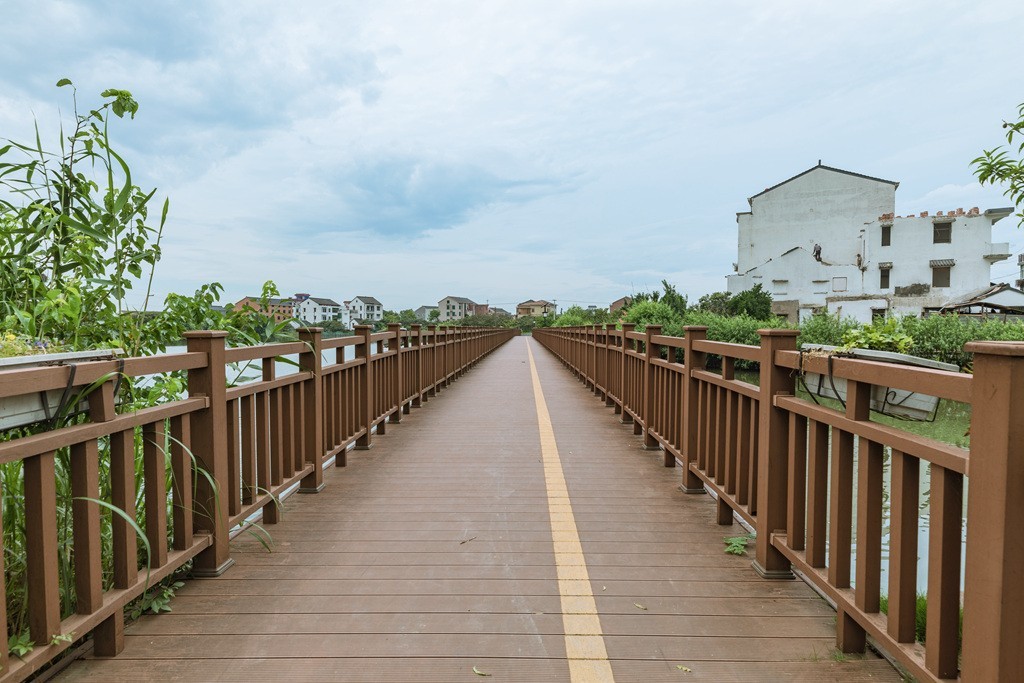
634,602,647,610
676,665,692,672
473,666,492,676
459,536,477,545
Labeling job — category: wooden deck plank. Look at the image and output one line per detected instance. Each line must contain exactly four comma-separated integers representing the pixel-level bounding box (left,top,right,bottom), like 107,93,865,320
58,337,898,682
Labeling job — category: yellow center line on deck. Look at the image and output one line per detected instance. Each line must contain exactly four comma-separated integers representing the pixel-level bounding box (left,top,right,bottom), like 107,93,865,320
526,342,616,683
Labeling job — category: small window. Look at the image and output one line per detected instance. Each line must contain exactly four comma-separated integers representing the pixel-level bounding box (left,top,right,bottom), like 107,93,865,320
933,222,952,244
932,266,951,287
880,268,890,289
881,224,891,247
832,277,847,292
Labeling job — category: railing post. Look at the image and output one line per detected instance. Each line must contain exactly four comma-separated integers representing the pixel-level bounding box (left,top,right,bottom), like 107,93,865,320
604,324,616,408
411,324,423,407
387,323,403,423
183,330,234,577
681,326,707,493
643,325,663,453
355,325,374,450
297,327,325,493
752,328,799,580
961,342,1024,681
427,325,438,397
620,323,635,425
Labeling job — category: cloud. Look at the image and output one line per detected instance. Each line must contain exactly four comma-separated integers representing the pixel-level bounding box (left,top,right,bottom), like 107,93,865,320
3,0,1024,313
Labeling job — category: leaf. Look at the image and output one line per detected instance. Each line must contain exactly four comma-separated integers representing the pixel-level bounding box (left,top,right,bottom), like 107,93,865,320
472,666,492,677
676,665,692,672
634,602,647,610
56,78,73,87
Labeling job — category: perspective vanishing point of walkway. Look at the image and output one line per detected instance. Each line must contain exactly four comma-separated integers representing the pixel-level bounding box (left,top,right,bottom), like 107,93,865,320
57,337,899,682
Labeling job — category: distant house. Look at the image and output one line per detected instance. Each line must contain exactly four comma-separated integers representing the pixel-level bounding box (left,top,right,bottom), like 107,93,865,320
926,282,1024,319
233,296,295,323
726,163,1013,323
438,296,476,322
294,294,343,325
348,296,384,322
490,307,512,317
609,296,632,313
414,305,438,321
516,300,555,318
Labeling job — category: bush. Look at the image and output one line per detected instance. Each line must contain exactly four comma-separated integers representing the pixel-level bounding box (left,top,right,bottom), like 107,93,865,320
795,312,860,348
623,300,684,336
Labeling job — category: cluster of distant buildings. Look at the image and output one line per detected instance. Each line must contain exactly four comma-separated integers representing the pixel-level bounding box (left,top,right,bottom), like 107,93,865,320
231,292,565,328
232,293,383,328
725,162,1022,323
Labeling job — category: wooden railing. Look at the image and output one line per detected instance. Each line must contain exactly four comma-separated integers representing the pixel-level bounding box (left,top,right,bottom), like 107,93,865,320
534,324,1023,682
0,324,515,682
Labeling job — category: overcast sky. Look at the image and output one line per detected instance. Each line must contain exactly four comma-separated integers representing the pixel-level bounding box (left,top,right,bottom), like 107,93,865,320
2,1,1023,312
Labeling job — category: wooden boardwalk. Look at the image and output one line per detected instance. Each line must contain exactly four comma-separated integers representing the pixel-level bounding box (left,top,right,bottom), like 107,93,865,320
58,337,898,682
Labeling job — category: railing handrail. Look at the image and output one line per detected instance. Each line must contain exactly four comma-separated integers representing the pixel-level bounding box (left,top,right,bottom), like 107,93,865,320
0,325,517,682
534,323,1021,682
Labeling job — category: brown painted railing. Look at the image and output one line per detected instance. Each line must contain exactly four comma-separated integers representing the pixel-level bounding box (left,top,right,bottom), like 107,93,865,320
535,324,1023,682
0,324,515,682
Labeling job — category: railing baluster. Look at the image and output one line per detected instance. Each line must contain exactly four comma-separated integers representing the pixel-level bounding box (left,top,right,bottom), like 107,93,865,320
226,398,241,515
143,420,169,569
786,412,807,551
806,419,828,568
854,436,884,614
170,414,194,550
71,438,103,613
241,394,255,504
887,449,919,643
24,451,60,646
925,464,963,678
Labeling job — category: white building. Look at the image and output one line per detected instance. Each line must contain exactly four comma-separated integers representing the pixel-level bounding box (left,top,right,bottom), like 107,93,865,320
293,294,343,325
726,163,1013,322
347,296,384,322
438,296,476,322
414,305,438,321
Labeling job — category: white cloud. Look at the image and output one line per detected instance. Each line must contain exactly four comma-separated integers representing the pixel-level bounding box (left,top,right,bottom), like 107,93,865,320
3,0,1024,312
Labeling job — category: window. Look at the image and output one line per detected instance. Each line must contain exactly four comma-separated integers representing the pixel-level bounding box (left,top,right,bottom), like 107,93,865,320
881,224,891,246
933,222,952,244
932,266,951,287
832,277,847,292
880,268,890,289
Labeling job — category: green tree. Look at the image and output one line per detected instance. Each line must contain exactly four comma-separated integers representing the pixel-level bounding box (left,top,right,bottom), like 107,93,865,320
727,284,773,319
697,291,732,315
622,300,684,336
972,101,1024,227
0,80,167,355
428,309,440,322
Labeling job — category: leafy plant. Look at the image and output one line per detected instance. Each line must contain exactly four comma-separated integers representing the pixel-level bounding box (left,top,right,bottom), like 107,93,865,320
839,316,914,354
972,101,1024,228
723,534,754,555
127,580,184,620
8,630,32,657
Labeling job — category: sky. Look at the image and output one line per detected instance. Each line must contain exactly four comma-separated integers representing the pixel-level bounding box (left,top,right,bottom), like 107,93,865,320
2,1,1023,313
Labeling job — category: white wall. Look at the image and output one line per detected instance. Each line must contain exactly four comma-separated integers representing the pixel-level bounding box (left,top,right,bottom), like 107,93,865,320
728,167,1010,323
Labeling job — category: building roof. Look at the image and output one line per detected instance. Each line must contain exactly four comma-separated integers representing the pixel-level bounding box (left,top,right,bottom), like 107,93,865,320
937,283,1024,313
748,162,899,205
306,297,340,306
518,299,554,307
353,296,382,306
442,296,476,304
